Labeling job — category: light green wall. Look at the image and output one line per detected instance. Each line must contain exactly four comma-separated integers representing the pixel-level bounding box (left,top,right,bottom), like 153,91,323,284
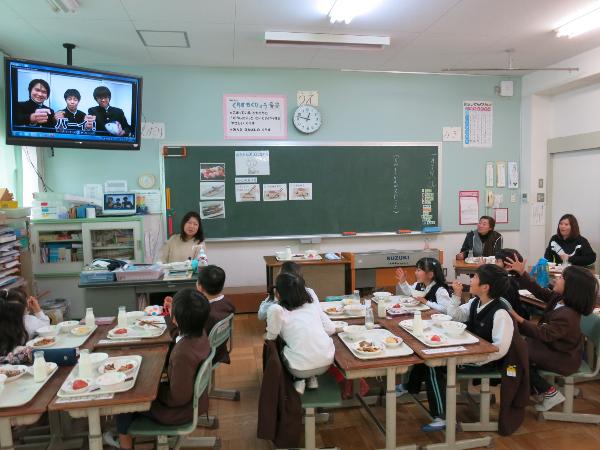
12,66,521,231
0,63,21,203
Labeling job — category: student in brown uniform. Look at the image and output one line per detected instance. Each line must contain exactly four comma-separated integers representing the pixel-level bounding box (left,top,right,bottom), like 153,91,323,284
197,265,235,364
103,288,211,450
505,256,598,411
164,265,235,364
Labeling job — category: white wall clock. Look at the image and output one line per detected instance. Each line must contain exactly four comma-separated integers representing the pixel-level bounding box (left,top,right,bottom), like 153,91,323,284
293,105,322,134
138,174,156,189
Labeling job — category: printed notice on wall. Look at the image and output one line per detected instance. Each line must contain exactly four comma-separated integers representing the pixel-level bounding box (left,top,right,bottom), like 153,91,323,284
235,150,270,176
200,201,225,220
459,190,480,225
421,188,435,225
223,94,287,139
463,101,493,148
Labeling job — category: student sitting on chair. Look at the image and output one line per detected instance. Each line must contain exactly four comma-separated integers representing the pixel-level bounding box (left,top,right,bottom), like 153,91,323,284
395,257,459,313
504,256,597,412
258,261,318,321
397,265,514,432
103,288,211,450
0,289,34,365
495,249,530,320
266,272,335,394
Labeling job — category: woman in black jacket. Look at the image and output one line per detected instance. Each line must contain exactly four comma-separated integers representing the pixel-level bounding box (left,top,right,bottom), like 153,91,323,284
457,215,503,259
544,214,596,267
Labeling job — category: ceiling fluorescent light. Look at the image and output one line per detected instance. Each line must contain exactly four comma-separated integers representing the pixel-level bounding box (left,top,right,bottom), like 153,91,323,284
556,4,600,38
265,32,390,50
46,0,79,13
328,0,380,24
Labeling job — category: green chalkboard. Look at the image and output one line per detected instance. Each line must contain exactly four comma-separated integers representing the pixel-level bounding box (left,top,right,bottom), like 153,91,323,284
163,143,439,239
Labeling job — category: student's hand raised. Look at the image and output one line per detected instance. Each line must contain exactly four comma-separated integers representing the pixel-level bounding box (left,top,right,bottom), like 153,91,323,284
451,280,463,298
395,267,407,284
505,254,527,275
27,296,42,314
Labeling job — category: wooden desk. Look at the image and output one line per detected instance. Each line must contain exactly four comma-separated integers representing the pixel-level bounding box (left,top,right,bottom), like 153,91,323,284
453,260,481,277
0,325,102,450
264,253,353,299
48,345,168,450
334,332,422,450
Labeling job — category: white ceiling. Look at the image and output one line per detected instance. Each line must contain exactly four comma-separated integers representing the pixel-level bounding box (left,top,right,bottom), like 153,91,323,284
1,0,600,73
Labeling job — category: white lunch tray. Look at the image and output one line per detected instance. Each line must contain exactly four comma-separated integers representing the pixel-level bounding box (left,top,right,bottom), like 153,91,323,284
57,355,142,398
0,364,59,409
338,328,414,360
320,301,366,320
107,324,167,340
28,325,98,350
399,320,479,348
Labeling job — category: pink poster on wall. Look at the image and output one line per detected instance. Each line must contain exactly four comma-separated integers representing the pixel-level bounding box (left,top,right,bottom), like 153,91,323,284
223,94,287,140
459,190,480,225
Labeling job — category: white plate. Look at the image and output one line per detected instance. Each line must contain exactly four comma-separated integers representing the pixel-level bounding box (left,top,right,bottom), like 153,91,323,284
58,320,79,332
0,365,28,382
108,327,132,337
71,325,93,336
382,336,403,348
99,358,138,375
27,336,57,349
96,371,126,387
36,325,59,337
63,377,92,394
334,321,348,333
355,342,383,355
134,319,167,331
423,333,448,346
324,307,345,316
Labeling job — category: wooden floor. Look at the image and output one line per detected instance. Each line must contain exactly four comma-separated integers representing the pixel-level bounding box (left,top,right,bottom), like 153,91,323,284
186,314,600,450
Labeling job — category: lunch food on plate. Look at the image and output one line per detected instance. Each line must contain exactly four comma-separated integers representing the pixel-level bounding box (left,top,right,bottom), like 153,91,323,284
0,366,25,378
114,328,128,335
430,335,442,342
72,379,89,390
357,340,381,353
33,337,56,347
385,336,400,344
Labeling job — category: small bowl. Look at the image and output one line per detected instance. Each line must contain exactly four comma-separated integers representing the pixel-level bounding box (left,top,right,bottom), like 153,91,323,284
36,325,59,337
372,291,392,299
343,325,367,342
58,320,79,333
441,321,467,337
342,297,360,306
65,378,92,393
343,304,365,315
96,372,126,388
431,314,452,325
71,326,92,336
126,311,145,323
383,336,403,348
89,352,109,368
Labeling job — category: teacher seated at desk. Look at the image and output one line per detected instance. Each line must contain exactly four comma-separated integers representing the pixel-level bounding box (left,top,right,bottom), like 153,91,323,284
544,214,596,267
157,211,205,263
456,215,503,260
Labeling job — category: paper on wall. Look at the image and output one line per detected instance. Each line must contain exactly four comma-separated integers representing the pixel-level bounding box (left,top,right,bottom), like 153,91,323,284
289,183,312,200
496,161,506,188
235,151,270,176
463,101,493,148
235,184,260,202
263,184,287,202
459,191,479,225
508,161,519,189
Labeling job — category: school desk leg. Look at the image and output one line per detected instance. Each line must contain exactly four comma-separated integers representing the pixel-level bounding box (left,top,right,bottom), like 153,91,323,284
385,366,396,450
87,408,102,450
422,357,492,450
0,417,14,450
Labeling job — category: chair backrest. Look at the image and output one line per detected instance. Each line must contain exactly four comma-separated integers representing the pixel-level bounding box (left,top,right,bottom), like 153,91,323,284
189,347,215,429
208,313,234,349
581,313,600,374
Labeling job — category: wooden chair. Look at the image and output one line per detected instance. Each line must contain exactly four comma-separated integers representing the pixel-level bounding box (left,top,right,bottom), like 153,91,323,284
539,313,600,423
127,348,219,450
207,313,240,401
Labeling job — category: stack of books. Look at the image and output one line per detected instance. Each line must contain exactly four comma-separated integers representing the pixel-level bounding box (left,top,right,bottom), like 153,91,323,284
0,226,22,289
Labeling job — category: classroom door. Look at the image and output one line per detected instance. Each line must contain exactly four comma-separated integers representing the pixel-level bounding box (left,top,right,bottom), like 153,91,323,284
550,148,600,271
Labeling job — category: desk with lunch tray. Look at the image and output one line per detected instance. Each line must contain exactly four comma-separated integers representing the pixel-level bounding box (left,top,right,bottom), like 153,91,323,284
333,303,498,450
47,345,168,450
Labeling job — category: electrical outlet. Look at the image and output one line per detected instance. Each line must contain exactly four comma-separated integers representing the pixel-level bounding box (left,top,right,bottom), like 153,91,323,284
537,193,545,202
538,178,544,188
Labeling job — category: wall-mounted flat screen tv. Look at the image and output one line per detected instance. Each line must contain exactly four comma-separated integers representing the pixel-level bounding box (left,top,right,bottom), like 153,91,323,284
4,57,142,150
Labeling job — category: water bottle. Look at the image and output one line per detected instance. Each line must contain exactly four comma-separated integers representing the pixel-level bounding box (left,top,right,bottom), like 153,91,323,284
117,306,127,328
198,244,208,267
85,307,95,327
78,349,93,379
33,351,47,383
364,299,375,329
377,297,388,319
413,310,424,337
353,289,360,303
467,249,474,261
